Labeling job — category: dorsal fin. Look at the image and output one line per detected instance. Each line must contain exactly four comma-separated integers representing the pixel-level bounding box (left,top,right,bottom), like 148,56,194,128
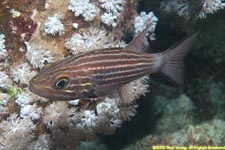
126,23,152,52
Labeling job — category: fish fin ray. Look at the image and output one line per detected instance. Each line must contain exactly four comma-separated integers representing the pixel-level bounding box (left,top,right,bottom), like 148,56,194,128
160,32,199,86
94,85,116,98
126,23,152,52
95,84,132,104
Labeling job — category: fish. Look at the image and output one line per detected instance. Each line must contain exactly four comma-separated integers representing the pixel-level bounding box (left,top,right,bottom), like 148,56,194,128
29,25,198,102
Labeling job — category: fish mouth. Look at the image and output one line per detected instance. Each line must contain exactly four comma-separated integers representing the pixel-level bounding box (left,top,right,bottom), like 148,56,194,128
29,81,50,99
29,81,43,96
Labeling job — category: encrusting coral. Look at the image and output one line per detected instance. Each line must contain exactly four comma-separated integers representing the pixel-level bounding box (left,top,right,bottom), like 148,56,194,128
124,119,225,148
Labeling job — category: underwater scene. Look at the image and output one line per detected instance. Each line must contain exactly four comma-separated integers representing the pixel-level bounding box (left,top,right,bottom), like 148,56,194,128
0,0,225,149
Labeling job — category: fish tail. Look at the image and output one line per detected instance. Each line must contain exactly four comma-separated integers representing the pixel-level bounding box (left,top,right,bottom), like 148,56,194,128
159,32,199,86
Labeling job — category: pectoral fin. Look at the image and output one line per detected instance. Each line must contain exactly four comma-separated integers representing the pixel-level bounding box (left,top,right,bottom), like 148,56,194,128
94,85,117,98
94,83,133,104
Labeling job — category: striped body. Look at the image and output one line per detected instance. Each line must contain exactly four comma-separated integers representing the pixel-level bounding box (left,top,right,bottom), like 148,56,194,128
29,48,162,100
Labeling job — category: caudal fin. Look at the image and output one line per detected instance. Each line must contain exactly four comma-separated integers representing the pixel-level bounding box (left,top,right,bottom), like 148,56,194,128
160,32,198,86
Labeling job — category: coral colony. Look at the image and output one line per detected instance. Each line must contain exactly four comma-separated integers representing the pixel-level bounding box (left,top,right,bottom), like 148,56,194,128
0,34,8,60
43,14,65,36
0,0,224,149
161,0,225,19
134,11,158,40
68,0,97,22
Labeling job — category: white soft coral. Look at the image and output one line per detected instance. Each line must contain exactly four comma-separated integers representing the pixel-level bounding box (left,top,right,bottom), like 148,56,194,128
68,0,97,21
0,33,8,60
15,91,34,107
43,102,69,130
44,13,65,35
100,0,125,27
200,0,225,18
100,0,124,14
10,62,36,85
0,93,10,114
65,28,108,55
0,114,36,150
101,12,118,27
161,0,225,19
96,97,120,117
69,110,98,132
0,71,12,89
33,134,50,150
134,11,158,40
20,104,43,120
25,42,55,69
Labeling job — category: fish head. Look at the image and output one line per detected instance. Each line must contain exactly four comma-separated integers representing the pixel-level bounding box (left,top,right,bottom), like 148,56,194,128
29,61,83,100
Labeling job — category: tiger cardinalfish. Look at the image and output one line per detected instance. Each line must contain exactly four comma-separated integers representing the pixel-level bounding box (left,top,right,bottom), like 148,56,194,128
29,24,198,102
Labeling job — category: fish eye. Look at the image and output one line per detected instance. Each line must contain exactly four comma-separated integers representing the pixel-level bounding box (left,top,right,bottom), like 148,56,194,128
54,78,69,89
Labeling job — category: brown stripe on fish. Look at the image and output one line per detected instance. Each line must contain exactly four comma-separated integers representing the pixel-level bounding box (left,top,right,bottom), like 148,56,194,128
70,60,152,73
93,60,153,78
65,49,140,64
62,48,123,64
48,59,148,78
50,61,154,83
95,64,152,81
75,58,148,68
86,54,155,65
52,51,156,75
94,65,151,86
91,54,157,86
64,49,153,67
36,50,157,87
51,52,157,87
39,51,87,75
94,69,150,90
